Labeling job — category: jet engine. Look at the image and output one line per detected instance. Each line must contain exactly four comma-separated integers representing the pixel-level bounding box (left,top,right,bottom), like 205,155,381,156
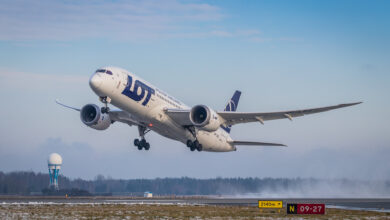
80,104,111,130
189,105,221,132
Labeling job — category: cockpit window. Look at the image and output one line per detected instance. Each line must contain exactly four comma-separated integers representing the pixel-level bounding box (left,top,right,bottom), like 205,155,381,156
95,69,113,75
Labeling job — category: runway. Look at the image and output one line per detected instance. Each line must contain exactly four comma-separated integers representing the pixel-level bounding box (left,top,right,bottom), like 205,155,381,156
1,196,389,212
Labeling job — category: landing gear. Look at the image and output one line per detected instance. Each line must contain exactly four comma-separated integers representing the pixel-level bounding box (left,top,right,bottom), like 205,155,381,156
101,106,110,114
145,142,150,150
134,138,150,150
187,140,203,152
186,127,202,152
186,140,192,148
100,96,110,113
137,141,143,150
134,139,140,146
196,141,203,152
134,126,151,150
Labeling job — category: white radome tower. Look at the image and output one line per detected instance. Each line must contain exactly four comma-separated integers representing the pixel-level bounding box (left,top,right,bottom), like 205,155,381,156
48,153,62,190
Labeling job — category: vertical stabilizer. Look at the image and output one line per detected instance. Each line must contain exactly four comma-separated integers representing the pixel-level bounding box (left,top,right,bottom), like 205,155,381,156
221,90,241,133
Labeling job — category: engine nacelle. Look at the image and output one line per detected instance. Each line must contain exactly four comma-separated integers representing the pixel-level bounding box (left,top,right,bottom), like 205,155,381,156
80,104,111,130
189,105,221,132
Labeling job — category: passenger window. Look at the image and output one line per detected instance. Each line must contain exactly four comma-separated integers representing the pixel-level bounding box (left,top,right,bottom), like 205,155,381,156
106,70,113,75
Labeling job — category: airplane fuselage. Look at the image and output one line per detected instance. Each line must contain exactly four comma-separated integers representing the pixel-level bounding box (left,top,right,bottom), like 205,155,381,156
90,67,235,152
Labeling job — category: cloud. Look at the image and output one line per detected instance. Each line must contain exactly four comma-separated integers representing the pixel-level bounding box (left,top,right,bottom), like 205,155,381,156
280,37,304,42
210,29,260,38
0,0,224,41
210,30,234,37
0,69,88,88
0,0,271,42
249,37,273,43
162,29,261,39
249,36,304,43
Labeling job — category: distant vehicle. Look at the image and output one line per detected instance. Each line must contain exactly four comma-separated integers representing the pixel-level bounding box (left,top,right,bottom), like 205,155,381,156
144,192,153,198
57,67,361,152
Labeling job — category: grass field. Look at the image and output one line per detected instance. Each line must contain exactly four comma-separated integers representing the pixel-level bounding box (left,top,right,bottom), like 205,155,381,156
1,203,389,219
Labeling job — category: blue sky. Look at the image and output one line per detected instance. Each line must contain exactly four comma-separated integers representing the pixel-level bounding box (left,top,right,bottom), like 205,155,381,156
0,0,389,180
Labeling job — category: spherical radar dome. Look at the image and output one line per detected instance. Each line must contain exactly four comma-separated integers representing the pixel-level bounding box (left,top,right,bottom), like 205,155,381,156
48,153,62,165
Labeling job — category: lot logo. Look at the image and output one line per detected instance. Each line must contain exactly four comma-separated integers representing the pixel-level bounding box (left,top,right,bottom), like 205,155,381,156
122,75,155,106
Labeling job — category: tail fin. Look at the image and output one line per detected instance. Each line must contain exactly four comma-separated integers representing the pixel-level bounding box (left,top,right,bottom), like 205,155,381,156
224,90,241,112
221,90,241,133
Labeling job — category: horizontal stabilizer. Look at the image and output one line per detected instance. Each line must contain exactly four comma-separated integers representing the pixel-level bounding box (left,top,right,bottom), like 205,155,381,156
230,141,286,147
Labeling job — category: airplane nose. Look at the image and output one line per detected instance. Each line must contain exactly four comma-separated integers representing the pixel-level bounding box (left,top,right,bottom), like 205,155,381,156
89,73,102,89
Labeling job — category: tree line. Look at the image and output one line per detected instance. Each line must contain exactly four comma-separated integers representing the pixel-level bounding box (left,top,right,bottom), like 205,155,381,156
0,171,389,196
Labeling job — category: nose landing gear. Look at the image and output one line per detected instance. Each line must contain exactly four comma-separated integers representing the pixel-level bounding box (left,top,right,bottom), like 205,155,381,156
100,96,111,113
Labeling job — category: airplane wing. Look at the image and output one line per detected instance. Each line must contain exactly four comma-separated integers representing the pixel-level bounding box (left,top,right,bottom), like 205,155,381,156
164,109,193,126
165,102,362,127
108,110,140,126
218,102,362,126
230,141,286,147
55,99,139,126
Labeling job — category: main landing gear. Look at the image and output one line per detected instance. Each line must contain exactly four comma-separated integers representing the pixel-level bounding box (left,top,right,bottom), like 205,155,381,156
100,96,110,114
186,140,203,152
134,138,150,150
134,126,151,150
186,126,202,152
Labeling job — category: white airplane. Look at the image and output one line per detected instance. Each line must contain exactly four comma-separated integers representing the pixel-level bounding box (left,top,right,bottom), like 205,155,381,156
57,67,361,152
